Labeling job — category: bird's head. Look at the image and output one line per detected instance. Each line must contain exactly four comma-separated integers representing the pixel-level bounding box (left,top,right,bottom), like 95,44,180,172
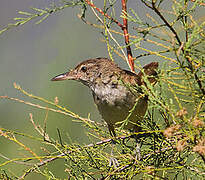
51,58,116,86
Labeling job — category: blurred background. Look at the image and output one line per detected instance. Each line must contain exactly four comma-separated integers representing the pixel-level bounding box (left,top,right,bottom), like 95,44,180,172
0,0,108,178
0,1,107,136
0,0,203,179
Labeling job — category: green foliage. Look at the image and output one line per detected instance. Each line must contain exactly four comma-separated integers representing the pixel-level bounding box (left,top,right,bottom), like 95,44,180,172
0,0,205,179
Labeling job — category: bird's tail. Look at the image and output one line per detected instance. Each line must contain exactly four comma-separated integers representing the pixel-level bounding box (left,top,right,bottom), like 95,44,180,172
138,62,159,85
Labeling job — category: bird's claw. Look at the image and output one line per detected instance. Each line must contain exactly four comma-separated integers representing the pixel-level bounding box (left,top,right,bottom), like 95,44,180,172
134,143,141,161
109,156,119,169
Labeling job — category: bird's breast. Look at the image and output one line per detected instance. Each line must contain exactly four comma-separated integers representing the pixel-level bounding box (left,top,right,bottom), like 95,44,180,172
91,83,134,107
90,81,148,130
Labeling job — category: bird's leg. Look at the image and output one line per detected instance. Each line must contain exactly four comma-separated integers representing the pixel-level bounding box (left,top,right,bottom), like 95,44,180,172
133,131,152,161
135,141,141,161
109,139,119,168
108,124,116,137
108,124,119,168
131,133,142,161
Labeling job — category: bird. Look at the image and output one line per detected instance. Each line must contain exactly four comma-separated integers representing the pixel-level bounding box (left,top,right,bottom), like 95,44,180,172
51,57,158,137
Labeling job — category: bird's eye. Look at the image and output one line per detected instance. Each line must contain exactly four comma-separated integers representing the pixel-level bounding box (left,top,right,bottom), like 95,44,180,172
80,66,87,72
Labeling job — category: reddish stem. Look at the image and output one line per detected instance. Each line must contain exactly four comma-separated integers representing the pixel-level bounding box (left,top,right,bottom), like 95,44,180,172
121,0,134,72
84,0,134,72
190,0,205,6
84,0,123,29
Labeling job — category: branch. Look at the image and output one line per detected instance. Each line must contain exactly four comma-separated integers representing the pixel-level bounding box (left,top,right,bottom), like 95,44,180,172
151,1,182,48
84,0,135,72
141,0,205,95
0,95,105,127
19,136,121,179
121,0,134,72
84,0,123,29
19,130,163,178
190,0,205,6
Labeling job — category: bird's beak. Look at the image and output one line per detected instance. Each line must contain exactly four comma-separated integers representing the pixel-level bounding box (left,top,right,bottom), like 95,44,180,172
51,70,77,81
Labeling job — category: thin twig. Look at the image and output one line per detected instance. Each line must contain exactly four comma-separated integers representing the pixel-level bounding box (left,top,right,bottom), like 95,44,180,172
190,0,205,6
84,2,128,66
19,130,164,178
84,0,123,28
141,0,205,95
19,137,114,179
84,0,134,72
0,153,34,166
0,95,105,127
